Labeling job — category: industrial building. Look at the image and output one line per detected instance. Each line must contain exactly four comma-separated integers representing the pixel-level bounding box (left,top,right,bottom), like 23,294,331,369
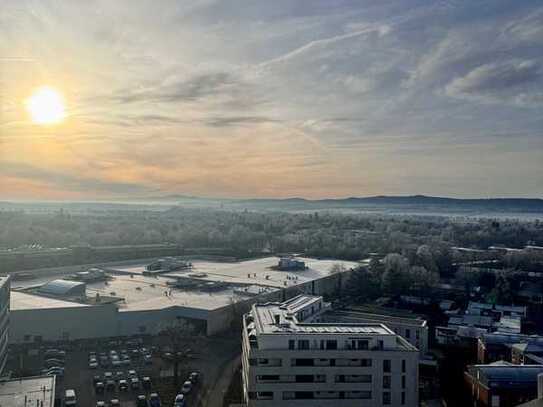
8,257,358,343
242,295,419,407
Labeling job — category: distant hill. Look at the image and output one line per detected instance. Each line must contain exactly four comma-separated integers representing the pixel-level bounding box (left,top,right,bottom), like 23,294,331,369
231,195,543,213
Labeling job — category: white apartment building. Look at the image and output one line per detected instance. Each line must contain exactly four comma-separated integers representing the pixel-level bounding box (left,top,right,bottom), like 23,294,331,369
0,276,10,375
242,295,419,407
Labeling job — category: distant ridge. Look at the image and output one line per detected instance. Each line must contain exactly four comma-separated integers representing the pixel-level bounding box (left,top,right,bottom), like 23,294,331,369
231,194,543,213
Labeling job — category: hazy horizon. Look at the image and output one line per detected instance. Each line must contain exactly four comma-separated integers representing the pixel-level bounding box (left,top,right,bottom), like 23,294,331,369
1,1,542,200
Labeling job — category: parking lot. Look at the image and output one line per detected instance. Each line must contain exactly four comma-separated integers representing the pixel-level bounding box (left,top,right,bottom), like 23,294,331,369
8,334,241,407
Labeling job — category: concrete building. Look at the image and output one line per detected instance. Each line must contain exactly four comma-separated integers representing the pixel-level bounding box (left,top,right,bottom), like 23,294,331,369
465,362,543,407
478,333,543,364
0,375,56,407
242,295,419,407
516,374,543,407
321,307,429,354
9,257,358,343
0,276,9,375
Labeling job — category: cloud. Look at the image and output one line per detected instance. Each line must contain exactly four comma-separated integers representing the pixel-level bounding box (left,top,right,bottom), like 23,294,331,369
1,162,154,195
203,116,280,127
445,60,543,105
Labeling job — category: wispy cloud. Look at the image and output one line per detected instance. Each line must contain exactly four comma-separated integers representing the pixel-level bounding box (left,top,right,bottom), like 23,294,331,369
1,0,542,199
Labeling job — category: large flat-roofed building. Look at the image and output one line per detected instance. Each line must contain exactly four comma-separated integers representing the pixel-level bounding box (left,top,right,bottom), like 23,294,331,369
9,257,358,342
0,375,55,407
242,295,419,407
0,276,10,375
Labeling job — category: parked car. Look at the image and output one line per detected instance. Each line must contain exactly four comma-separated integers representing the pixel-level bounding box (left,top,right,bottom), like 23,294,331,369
149,393,161,407
110,399,120,407
64,389,77,407
131,378,140,390
144,355,152,365
104,372,113,380
189,372,199,384
95,382,105,395
142,376,151,390
93,375,102,385
45,349,65,359
105,380,116,392
136,395,148,407
89,361,98,369
173,394,185,407
43,367,64,377
181,381,192,395
96,401,105,407
115,371,124,381
121,358,131,367
128,369,137,378
119,379,129,391
44,358,64,368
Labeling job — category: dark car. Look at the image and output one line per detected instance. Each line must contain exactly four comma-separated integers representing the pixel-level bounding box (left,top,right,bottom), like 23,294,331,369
119,379,129,391
149,393,161,407
93,375,102,385
142,376,151,390
95,382,105,395
136,395,148,407
105,380,116,392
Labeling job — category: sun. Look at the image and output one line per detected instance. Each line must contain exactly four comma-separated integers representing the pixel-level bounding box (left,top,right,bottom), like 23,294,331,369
25,86,66,125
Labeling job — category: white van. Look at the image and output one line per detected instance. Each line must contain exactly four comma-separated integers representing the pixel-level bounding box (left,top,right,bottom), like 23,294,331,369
65,389,77,407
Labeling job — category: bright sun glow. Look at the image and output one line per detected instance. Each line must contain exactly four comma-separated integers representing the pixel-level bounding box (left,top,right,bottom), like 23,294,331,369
25,86,66,125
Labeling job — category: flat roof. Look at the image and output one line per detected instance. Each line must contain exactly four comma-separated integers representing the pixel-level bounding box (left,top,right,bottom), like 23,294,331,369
0,376,55,407
327,310,427,328
281,295,322,314
253,301,394,335
11,291,90,311
110,257,358,289
9,257,357,312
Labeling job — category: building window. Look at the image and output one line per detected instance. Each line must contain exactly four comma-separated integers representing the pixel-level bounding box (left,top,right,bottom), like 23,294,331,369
383,392,391,405
346,391,372,399
402,375,406,389
248,358,257,366
383,359,391,373
283,392,314,400
23,335,31,341
405,328,411,339
361,358,372,367
256,392,273,400
402,359,406,373
292,358,314,367
257,375,279,382
402,392,406,405
298,340,310,350
383,375,391,389
326,340,337,350
336,374,372,383
289,340,295,350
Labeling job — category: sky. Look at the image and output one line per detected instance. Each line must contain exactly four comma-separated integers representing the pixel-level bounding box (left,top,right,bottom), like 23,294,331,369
1,0,542,200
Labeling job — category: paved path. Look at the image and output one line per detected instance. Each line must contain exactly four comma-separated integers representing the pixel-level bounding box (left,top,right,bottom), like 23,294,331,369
198,354,241,407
